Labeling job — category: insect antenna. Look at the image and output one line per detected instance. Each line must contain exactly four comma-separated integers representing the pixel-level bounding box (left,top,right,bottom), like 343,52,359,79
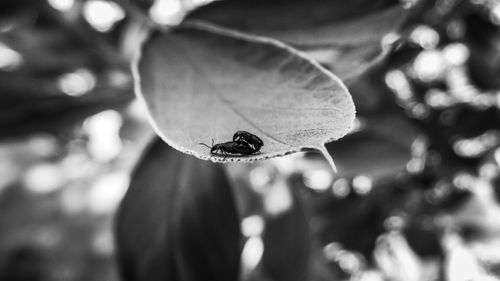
199,142,211,149
199,139,214,149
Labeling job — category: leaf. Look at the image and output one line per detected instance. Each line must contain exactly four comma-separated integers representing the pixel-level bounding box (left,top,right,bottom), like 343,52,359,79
0,88,133,138
188,0,403,47
115,138,242,281
187,0,409,81
135,21,355,169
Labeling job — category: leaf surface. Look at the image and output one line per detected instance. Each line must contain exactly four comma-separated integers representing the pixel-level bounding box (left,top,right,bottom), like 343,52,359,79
135,22,355,168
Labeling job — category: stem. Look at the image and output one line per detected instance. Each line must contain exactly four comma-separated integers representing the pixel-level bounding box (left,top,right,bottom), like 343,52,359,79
317,144,337,174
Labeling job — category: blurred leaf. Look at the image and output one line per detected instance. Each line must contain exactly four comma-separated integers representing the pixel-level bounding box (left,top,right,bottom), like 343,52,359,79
187,0,409,80
135,21,354,167
305,43,389,83
115,137,242,281
0,88,133,138
189,1,403,47
326,131,412,178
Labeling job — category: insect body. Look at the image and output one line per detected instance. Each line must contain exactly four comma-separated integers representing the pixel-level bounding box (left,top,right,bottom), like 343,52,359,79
233,131,264,150
200,139,259,158
201,131,264,158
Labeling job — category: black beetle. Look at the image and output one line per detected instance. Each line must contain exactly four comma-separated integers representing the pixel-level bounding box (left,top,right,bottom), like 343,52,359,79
200,139,259,158
233,131,264,150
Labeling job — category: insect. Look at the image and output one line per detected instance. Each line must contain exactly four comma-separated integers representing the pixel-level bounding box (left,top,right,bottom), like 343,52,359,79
233,131,264,150
200,131,264,158
200,139,259,159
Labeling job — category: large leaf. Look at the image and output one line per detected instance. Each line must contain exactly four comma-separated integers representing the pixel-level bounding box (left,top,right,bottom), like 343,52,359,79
135,22,355,169
188,0,403,47
187,0,409,81
115,137,242,281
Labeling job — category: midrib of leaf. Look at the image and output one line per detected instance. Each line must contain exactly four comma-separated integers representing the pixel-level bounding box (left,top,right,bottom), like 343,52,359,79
170,32,291,147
